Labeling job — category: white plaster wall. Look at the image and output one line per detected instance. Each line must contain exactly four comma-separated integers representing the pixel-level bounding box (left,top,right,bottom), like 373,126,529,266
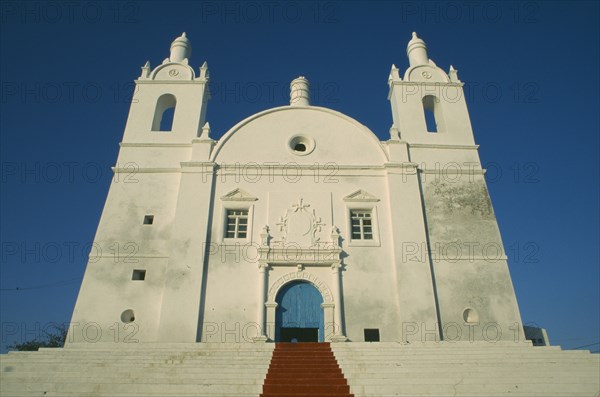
67,258,167,344
92,173,181,257
433,259,524,342
200,173,406,342
212,106,388,166
156,170,214,342
200,102,441,341
115,146,192,169
68,170,181,344
421,175,524,341
408,145,482,168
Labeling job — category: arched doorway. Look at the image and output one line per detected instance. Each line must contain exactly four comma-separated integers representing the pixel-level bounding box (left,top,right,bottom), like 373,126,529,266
275,281,324,342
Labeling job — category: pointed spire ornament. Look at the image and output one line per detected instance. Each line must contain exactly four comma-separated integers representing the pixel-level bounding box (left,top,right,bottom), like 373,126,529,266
389,64,401,82
140,60,151,78
200,61,209,79
200,122,211,139
449,65,460,82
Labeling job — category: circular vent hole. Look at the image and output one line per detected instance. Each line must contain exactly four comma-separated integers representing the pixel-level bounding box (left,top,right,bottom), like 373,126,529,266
294,143,306,152
463,308,479,324
121,309,135,323
288,135,315,156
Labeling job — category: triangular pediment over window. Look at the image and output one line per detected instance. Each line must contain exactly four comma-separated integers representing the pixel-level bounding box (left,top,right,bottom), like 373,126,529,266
343,189,380,202
220,188,258,202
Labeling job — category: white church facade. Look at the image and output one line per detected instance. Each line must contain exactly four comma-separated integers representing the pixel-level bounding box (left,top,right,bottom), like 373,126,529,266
67,32,525,345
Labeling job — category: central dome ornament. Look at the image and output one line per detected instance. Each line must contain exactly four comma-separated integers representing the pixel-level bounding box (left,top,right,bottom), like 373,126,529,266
289,76,310,106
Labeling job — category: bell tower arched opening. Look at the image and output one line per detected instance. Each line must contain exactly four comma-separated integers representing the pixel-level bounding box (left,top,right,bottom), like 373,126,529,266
152,93,177,132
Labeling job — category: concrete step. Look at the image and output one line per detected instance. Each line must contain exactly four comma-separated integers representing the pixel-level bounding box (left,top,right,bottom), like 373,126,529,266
336,359,598,366
0,374,264,385
1,342,598,397
5,351,274,358
61,342,274,350
340,368,599,378
331,343,599,397
333,349,590,356
1,393,260,397
1,357,271,365
335,375,599,385
1,381,264,394
6,350,265,356
2,343,274,397
1,360,270,367
353,382,600,395
1,365,270,375
330,341,540,348
2,371,265,384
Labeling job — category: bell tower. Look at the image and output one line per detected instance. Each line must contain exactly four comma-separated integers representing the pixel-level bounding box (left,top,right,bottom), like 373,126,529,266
388,32,474,146
122,32,210,145
387,33,525,342
67,33,216,344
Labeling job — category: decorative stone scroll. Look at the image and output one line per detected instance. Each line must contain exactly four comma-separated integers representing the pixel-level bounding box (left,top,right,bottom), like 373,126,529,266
275,198,325,247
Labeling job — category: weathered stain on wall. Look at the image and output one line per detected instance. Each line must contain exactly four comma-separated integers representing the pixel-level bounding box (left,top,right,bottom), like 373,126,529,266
423,177,503,255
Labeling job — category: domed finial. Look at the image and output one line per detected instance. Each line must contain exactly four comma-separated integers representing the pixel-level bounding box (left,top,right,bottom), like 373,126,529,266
170,32,192,63
290,76,310,106
407,31,429,67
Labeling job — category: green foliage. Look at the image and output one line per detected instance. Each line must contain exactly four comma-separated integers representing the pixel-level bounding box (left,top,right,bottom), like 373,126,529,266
8,324,68,351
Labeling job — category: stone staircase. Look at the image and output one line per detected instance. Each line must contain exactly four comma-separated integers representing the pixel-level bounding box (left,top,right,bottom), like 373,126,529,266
331,342,600,397
0,343,274,397
1,341,598,397
261,342,353,397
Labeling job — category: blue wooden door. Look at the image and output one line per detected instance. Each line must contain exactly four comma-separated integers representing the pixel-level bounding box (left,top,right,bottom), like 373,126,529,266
275,281,324,342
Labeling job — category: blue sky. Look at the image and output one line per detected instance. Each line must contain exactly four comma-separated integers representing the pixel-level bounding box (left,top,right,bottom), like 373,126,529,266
1,1,598,352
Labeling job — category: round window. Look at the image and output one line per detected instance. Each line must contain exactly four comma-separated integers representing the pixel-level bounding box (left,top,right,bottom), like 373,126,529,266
288,135,315,156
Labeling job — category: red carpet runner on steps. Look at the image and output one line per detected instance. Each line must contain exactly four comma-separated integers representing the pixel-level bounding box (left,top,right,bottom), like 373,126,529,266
260,342,354,397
